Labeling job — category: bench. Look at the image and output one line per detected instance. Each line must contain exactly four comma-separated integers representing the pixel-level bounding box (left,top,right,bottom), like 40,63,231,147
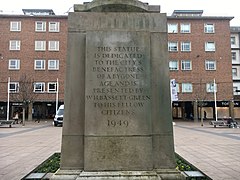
210,119,238,128
0,120,15,128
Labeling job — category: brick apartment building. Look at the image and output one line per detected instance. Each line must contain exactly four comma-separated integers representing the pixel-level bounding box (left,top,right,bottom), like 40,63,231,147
0,9,236,121
0,9,67,120
231,27,240,93
231,26,240,118
168,10,234,120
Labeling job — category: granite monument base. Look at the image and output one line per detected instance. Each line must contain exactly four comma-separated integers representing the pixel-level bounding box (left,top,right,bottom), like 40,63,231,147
51,170,185,180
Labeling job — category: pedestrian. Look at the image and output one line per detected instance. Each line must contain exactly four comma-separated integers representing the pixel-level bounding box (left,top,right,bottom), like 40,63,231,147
190,113,194,120
13,111,19,124
35,111,41,123
204,111,207,119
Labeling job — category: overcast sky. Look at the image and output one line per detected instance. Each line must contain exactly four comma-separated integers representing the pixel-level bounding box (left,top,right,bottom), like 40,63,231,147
0,0,239,26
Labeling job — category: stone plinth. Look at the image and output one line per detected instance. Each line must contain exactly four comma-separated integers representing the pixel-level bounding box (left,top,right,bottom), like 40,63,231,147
51,0,184,179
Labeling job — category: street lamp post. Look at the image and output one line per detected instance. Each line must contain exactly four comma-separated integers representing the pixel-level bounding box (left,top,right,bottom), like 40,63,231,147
214,79,218,121
6,77,10,121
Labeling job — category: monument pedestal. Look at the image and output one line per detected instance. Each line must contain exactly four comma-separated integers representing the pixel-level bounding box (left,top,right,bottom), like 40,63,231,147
52,170,184,180
53,0,185,180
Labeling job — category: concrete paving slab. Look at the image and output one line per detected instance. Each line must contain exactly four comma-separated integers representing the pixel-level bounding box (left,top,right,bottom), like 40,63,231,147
0,119,239,180
0,120,61,180
174,120,240,180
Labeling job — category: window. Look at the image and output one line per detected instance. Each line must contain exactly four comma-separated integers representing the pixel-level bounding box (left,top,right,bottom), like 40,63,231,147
205,60,216,70
204,23,215,33
232,68,237,77
48,41,59,51
9,82,19,93
180,23,191,33
10,21,21,31
206,83,217,93
181,42,191,52
168,23,178,33
168,42,178,52
49,22,60,32
35,60,45,70
181,60,192,70
48,60,59,70
205,42,215,52
233,87,238,95
231,37,236,45
9,59,20,70
35,21,46,32
182,83,193,93
48,82,57,93
169,60,178,70
9,40,20,50
34,82,45,93
232,52,236,61
35,41,46,51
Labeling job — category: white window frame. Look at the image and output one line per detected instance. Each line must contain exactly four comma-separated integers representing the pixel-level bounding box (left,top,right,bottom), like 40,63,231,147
35,41,46,51
9,59,20,70
49,22,60,32
34,60,45,70
48,60,59,70
205,60,216,70
206,83,217,93
205,42,215,52
180,23,191,33
168,23,178,33
231,37,236,45
168,42,178,52
232,52,236,61
181,42,191,52
35,21,46,32
48,41,59,51
232,68,237,77
233,87,238,95
48,82,57,93
204,23,215,33
182,83,193,93
9,40,20,50
169,60,178,70
34,82,45,93
181,60,192,70
9,82,19,93
10,21,21,31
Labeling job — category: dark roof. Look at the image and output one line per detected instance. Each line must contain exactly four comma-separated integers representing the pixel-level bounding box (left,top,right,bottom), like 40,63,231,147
168,16,234,21
22,9,55,15
231,26,240,32
169,9,233,21
172,10,204,16
0,14,67,19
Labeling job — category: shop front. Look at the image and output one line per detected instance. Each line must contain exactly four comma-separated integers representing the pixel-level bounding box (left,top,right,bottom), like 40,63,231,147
172,100,235,121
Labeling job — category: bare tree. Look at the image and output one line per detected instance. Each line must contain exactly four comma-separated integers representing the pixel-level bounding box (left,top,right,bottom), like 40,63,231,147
195,79,207,126
11,74,37,126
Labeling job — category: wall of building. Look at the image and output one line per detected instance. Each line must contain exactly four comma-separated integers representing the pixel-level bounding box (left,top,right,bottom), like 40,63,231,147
0,15,67,119
0,12,236,120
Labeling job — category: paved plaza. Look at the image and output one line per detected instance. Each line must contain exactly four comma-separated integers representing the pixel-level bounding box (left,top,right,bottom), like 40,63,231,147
174,120,240,180
0,119,239,180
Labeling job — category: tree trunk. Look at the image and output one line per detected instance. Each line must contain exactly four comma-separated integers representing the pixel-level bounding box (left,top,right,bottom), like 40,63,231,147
22,108,25,126
200,106,203,126
28,103,33,121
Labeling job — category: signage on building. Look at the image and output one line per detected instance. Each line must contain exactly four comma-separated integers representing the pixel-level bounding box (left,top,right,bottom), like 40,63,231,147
170,79,178,101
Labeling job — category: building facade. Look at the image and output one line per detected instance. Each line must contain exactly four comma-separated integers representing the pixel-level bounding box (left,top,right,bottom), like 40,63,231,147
0,10,67,120
168,10,234,120
0,9,236,120
231,26,240,118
